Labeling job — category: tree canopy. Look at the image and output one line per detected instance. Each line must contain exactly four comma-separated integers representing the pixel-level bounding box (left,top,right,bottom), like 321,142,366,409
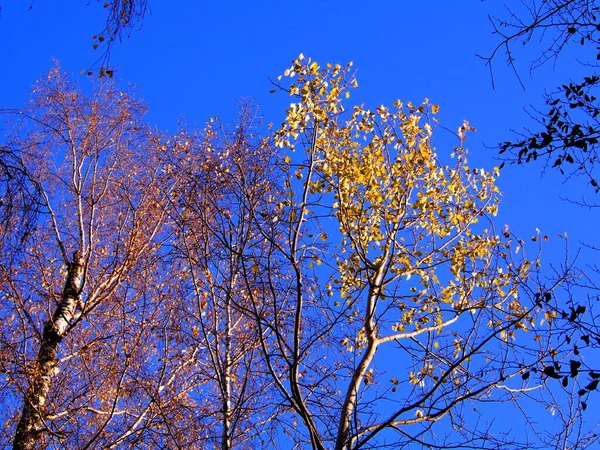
0,58,594,449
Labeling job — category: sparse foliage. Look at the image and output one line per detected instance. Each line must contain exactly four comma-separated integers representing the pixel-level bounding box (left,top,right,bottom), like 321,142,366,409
165,107,280,449
498,75,600,191
90,0,149,76
487,1,600,413
486,1,600,192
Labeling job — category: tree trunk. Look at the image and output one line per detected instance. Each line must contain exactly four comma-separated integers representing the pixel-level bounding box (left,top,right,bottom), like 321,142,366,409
221,283,233,450
13,251,84,450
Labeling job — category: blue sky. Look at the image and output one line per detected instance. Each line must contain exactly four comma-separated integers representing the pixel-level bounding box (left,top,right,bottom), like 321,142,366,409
1,0,593,252
1,0,597,442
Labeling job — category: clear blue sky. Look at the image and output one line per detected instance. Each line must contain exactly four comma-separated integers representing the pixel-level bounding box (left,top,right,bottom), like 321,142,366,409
1,0,596,440
0,0,593,248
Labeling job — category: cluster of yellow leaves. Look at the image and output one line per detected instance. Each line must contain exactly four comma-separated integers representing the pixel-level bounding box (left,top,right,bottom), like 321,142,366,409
274,56,537,375
274,54,357,151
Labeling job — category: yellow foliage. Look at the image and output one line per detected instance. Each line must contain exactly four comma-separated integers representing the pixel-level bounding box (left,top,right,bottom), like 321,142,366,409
272,55,540,391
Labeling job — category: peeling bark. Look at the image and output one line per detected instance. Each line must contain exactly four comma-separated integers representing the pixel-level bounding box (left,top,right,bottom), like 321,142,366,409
13,251,84,450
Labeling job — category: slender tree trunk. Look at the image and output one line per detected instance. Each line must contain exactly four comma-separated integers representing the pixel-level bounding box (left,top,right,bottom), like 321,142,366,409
13,251,84,450
221,290,232,450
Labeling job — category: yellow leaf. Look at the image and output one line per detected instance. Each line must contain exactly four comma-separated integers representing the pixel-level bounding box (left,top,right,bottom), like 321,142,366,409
345,91,350,99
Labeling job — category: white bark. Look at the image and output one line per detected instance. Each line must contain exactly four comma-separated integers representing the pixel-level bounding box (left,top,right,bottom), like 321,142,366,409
13,251,84,450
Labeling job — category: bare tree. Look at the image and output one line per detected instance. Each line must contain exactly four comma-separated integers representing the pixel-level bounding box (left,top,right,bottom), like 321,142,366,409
166,105,281,449
483,0,600,191
484,2,600,418
90,0,149,76
484,1,599,82
9,1,149,76
0,134,41,258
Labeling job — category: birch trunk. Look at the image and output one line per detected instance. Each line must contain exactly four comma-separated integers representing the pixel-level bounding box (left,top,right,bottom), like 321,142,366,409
13,251,84,450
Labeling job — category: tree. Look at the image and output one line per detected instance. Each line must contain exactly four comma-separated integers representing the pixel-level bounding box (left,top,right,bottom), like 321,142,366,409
1,67,281,450
484,0,600,192
234,55,578,449
6,1,149,76
0,57,591,449
90,0,149,76
485,1,600,416
165,106,281,449
0,66,176,449
0,144,40,256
